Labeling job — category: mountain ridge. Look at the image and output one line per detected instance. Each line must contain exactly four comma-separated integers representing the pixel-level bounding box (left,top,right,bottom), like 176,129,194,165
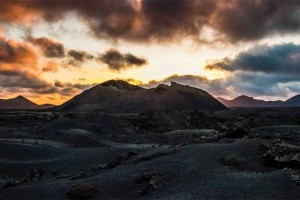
6,81,300,110
217,95,300,107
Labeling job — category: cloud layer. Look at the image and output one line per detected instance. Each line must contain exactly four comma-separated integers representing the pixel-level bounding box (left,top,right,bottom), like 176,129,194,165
27,36,65,58
0,36,37,66
2,1,300,103
0,35,97,101
128,42,300,99
99,49,147,71
0,33,148,103
206,43,300,97
1,0,300,43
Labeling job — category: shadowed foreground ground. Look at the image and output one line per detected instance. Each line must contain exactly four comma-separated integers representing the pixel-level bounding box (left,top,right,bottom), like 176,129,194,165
1,109,300,199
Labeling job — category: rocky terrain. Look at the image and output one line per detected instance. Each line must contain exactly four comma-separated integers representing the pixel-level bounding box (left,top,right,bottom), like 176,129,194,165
1,81,300,199
1,107,300,199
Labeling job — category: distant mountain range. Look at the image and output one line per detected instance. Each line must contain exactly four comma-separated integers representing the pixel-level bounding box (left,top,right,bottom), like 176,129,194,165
0,96,55,110
218,95,300,107
5,81,300,111
55,80,227,113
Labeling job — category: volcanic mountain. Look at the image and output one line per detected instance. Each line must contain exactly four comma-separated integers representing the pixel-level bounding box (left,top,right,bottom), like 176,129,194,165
0,96,55,110
55,80,227,113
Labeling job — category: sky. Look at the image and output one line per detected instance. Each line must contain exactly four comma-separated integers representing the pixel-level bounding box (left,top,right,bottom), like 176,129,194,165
1,0,300,105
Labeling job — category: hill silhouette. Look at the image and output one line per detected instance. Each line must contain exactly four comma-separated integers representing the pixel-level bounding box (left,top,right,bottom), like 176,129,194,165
217,95,300,107
0,96,55,110
55,80,227,113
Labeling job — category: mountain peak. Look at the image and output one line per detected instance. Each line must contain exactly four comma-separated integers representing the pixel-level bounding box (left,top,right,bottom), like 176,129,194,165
0,95,55,110
0,96,39,110
100,80,144,91
15,95,27,100
235,95,253,100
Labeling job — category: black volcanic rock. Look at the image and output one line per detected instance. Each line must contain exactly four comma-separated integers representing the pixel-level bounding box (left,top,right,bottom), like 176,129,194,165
55,80,227,113
38,104,56,109
259,142,300,169
68,183,97,199
225,128,249,139
0,96,55,110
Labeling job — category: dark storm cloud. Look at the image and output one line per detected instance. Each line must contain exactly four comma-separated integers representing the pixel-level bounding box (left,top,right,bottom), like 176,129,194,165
99,49,147,71
55,81,96,90
67,49,146,70
0,68,69,96
224,72,287,97
60,87,79,96
204,59,231,71
27,37,65,58
54,81,64,88
125,54,147,66
68,50,94,62
139,0,216,42
233,44,300,74
67,50,94,67
221,71,300,98
0,0,214,42
57,82,98,97
0,36,37,65
206,43,300,75
33,80,96,96
0,0,138,40
0,34,95,97
42,61,59,73
54,80,97,96
212,0,300,42
0,69,50,89
2,77,95,96
2,0,300,43
34,86,58,94
0,35,59,96
205,43,300,97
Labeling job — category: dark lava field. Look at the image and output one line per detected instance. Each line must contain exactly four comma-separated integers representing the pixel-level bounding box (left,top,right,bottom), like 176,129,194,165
1,108,300,199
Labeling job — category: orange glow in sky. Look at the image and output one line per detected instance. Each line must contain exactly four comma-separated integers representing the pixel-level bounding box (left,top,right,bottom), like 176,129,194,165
2,0,300,105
